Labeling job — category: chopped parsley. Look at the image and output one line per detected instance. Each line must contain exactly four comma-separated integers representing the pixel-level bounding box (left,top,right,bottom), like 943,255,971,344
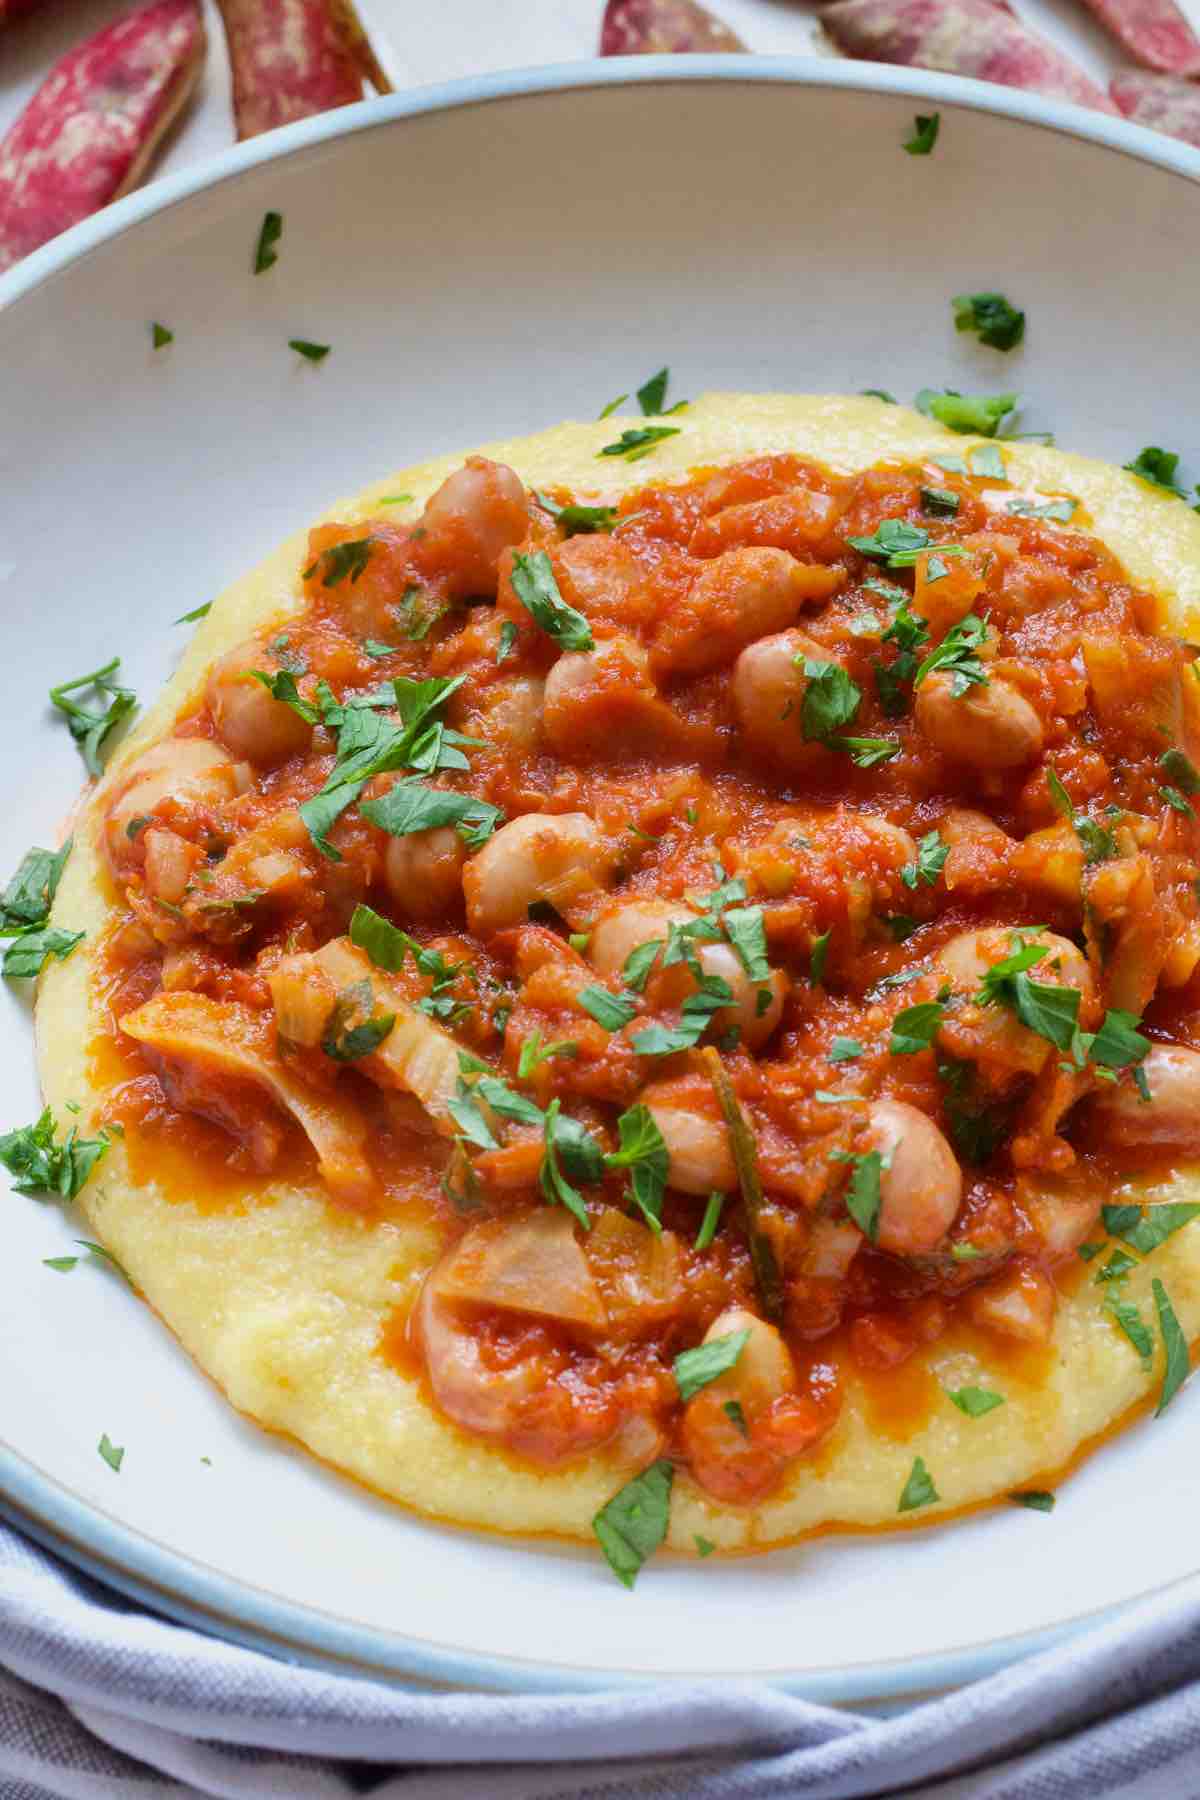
0,843,78,979
838,737,902,768
948,1386,1005,1417
1124,446,1191,500
50,658,137,776
1153,1279,1190,1414
1045,765,1117,865
289,339,330,362
694,1189,725,1250
151,322,173,349
695,1535,716,1557
496,620,518,664
722,905,770,984
3,925,84,980
307,537,374,588
1160,749,1200,796
636,366,687,416
915,389,1018,438
900,829,947,889
534,493,623,537
1010,1491,1055,1512
890,1000,945,1056
704,1047,783,1323
904,112,940,155
360,778,504,850
604,1103,669,1230
251,669,320,723
578,985,638,1032
674,1328,750,1402
1101,1203,1200,1256
828,1037,863,1064
847,518,933,568
97,1434,125,1474
598,426,681,462
913,613,988,695
836,1148,885,1242
861,388,898,403
538,1098,593,1230
0,1108,109,1199
510,550,594,652
969,444,1008,482
593,1459,674,1588
1007,496,1076,523
321,978,395,1062
253,210,282,273
518,1032,577,1078
920,486,960,517
898,1456,939,1512
952,292,1025,353
632,973,732,1057
298,674,466,859
174,602,212,623
809,930,831,986
799,659,862,740
363,639,398,659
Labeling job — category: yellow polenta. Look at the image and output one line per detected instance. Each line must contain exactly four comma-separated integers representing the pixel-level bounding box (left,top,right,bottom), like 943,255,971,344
35,394,1200,1550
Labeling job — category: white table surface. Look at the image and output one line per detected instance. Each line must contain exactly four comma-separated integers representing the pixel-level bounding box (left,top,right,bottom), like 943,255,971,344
4,0,1200,189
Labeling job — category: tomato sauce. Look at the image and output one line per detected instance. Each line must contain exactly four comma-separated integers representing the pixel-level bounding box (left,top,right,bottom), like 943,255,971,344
92,445,1200,1500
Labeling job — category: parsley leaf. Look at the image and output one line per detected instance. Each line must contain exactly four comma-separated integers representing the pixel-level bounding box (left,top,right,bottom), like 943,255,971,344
948,1386,1005,1417
349,902,412,973
250,669,320,724
254,210,282,273
837,737,902,768
1045,764,1118,865
847,518,932,568
98,1434,125,1473
151,322,173,349
674,1328,750,1402
496,620,518,663
838,1149,884,1241
579,985,638,1032
913,613,988,695
890,1000,945,1056
904,112,940,155
694,1189,725,1250
861,388,898,403
622,939,664,993
828,1037,863,1063
632,972,732,1058
321,979,395,1062
1153,1278,1190,1414
952,292,1025,353
598,426,681,462
799,659,862,740
289,338,330,362
722,905,770,984
898,1456,939,1512
1101,1202,1200,1256
360,779,504,849
592,1459,673,1588
0,1107,109,1199
50,659,137,776
299,674,465,859
1007,496,1076,523
915,389,1018,438
900,829,947,889
510,550,594,652
174,602,212,624
3,926,84,979
1160,749,1200,795
1124,447,1190,499
809,930,831,986
921,485,960,517
1011,1490,1055,1512
1106,1293,1154,1366
539,1098,593,1230
604,1103,669,1231
636,367,687,416
535,493,623,537
0,843,71,933
1088,1010,1150,1073
308,538,374,588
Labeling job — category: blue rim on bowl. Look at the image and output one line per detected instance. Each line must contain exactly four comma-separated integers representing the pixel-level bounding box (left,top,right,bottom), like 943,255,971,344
3,55,1199,1703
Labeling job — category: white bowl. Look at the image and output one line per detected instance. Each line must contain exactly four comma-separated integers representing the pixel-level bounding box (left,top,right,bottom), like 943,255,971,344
2,59,1199,1703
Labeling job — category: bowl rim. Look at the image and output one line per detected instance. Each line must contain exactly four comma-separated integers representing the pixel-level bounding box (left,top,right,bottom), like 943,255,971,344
3,53,1199,1704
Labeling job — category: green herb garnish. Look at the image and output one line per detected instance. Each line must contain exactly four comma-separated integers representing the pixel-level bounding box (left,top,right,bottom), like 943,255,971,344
898,1456,939,1512
289,339,330,362
253,210,282,273
50,658,137,776
510,550,594,652
904,112,940,155
674,1329,750,1402
593,1459,674,1588
598,427,681,463
952,292,1025,353
915,389,1018,437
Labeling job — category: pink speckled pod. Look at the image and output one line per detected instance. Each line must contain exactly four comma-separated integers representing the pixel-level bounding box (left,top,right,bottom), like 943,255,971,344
821,0,1117,114
0,0,205,273
1078,1,1200,77
1111,70,1200,147
216,0,363,141
600,0,745,56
